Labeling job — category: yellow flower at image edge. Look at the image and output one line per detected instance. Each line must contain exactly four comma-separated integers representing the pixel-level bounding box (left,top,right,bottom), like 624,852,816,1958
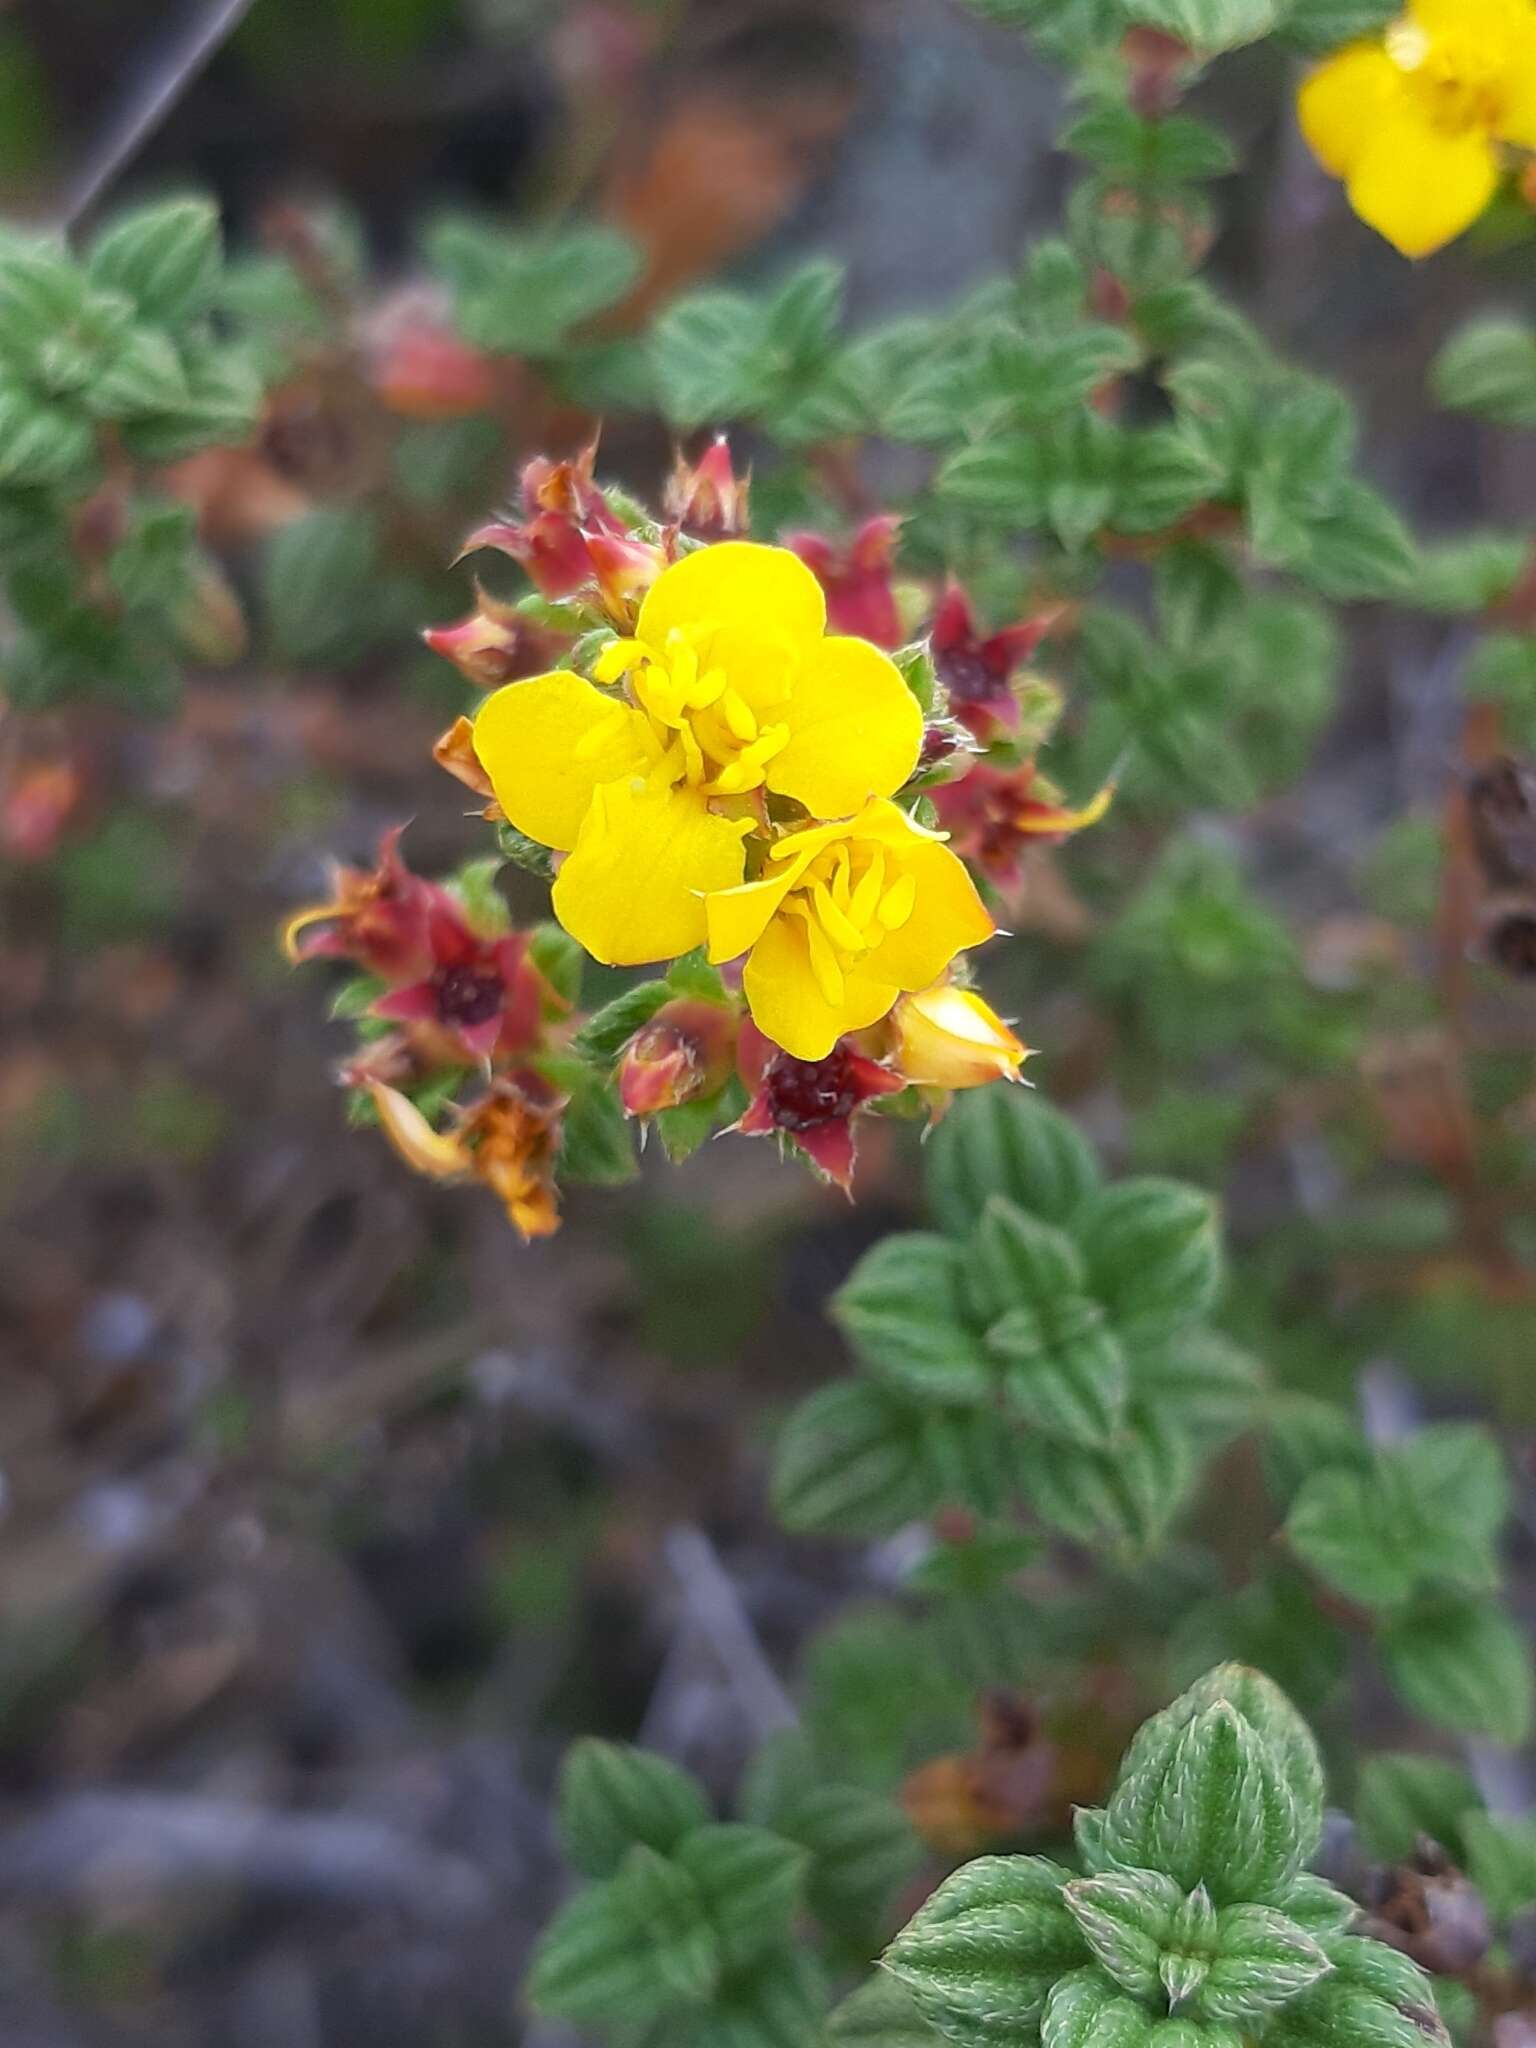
471,542,923,966
1299,0,1536,257
705,798,994,1064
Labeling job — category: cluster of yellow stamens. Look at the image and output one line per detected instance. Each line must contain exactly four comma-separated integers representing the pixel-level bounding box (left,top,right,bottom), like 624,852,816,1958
769,831,919,1009
593,626,793,798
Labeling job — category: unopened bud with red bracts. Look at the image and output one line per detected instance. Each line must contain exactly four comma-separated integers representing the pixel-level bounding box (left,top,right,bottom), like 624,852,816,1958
1,760,85,862
585,530,667,625
617,998,736,1118
664,438,751,540
371,319,502,421
422,593,559,689
889,981,1029,1091
788,515,905,649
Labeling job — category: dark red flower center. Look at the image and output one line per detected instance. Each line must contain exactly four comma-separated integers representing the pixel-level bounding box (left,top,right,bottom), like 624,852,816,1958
436,964,505,1026
763,1047,861,1131
936,648,1002,700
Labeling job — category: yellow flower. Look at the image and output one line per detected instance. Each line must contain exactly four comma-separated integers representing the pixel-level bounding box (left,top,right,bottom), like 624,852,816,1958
472,542,923,967
1299,0,1536,258
705,798,994,1063
890,981,1029,1090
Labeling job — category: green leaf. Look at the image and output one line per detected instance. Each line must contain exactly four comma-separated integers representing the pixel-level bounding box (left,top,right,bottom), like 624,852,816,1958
1064,106,1235,188
87,196,221,327
766,259,844,368
1140,1665,1326,1857
529,921,583,1007
573,980,672,1063
0,388,93,486
1013,1410,1194,1555
709,1946,830,2048
84,326,189,418
1062,1871,1184,2002
1123,0,1278,50
968,1197,1086,1323
1286,1468,1418,1611
1132,1330,1261,1448
1357,1755,1481,1864
772,1381,935,1537
1074,1179,1222,1344
0,243,93,371
1261,1396,1367,1510
1104,1690,1308,1902
107,500,198,617
1394,1425,1509,1574
1416,533,1531,615
1278,0,1397,53
830,1974,942,2048
650,290,777,428
1433,318,1536,427
1273,1875,1357,1936
426,216,642,357
1112,428,1220,537
882,1855,1087,2048
117,342,261,460
527,1848,719,2022
1380,1597,1534,1746
928,1089,1101,1237
834,1233,996,1405
1294,482,1418,602
775,1784,921,1935
262,506,380,664
989,1296,1127,1448
1274,1936,1447,2048
673,1825,809,1967
1197,1905,1329,2023
559,1739,711,1879
1462,1812,1536,1921
1042,1967,1156,2048
557,1070,637,1185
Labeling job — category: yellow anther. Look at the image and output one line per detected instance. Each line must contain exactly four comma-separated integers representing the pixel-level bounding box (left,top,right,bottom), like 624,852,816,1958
593,638,643,684
849,852,886,929
721,687,757,743
878,874,917,929
803,914,846,1007
811,881,866,956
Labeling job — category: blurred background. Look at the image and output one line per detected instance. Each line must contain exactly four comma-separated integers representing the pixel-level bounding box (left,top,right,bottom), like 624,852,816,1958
0,2,1533,2043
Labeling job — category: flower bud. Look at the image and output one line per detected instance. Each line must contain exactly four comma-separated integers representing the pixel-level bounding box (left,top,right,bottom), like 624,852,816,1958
585,530,666,626
372,321,501,420
890,982,1028,1090
665,438,751,540
617,998,735,1118
422,599,529,688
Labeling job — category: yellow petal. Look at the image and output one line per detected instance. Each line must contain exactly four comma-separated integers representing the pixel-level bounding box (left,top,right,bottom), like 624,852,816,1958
1297,42,1402,177
742,912,897,1062
706,865,802,964
552,779,749,966
1409,0,1529,41
369,1084,470,1181
767,636,924,816
637,541,825,672
1346,111,1501,256
1496,17,1536,144
863,838,994,991
473,670,652,852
